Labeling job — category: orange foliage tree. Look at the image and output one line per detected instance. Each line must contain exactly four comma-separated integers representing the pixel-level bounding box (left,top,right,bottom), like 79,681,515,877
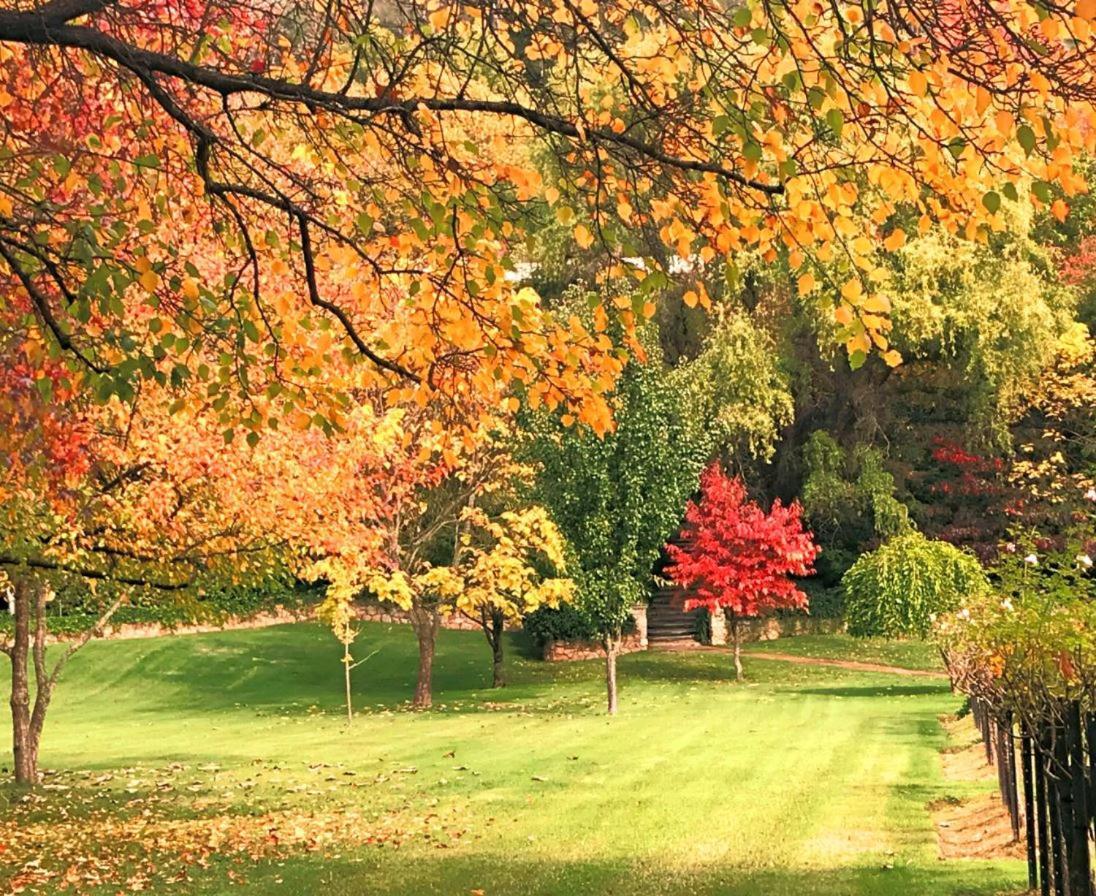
3,0,1096,423
0,347,287,786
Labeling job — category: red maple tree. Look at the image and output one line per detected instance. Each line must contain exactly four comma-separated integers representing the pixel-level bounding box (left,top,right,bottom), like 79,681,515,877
665,464,820,680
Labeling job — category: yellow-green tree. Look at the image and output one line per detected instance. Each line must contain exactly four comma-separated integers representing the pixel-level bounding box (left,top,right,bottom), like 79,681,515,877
451,505,573,687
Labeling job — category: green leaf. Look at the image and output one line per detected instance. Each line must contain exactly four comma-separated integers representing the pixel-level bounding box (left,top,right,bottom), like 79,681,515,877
1032,180,1053,203
732,6,752,27
848,350,867,371
1002,182,1019,202
825,108,844,140
1017,124,1037,156
982,191,1001,214
133,153,160,169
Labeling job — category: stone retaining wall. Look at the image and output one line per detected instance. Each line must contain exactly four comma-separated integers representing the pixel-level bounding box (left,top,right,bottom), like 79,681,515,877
352,600,523,633
710,613,845,645
542,632,645,662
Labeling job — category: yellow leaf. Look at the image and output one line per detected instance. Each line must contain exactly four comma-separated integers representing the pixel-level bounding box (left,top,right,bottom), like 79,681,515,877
1052,199,1069,222
882,349,903,367
682,290,699,309
573,224,594,249
908,70,928,97
797,272,816,295
139,269,160,292
182,277,200,301
861,294,891,313
834,304,854,326
846,332,871,355
840,278,863,303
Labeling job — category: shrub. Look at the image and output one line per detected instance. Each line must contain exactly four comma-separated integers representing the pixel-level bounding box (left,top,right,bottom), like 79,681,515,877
523,603,634,648
798,581,844,619
843,532,989,638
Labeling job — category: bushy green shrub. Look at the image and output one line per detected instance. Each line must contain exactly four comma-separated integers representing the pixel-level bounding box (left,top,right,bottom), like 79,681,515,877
523,603,635,648
798,581,844,620
843,532,989,638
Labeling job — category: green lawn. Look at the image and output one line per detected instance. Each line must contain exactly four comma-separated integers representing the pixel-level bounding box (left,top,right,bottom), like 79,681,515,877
1,623,1022,896
744,632,947,673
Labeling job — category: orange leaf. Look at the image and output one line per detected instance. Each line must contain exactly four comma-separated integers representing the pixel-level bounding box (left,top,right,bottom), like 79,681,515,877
883,229,906,252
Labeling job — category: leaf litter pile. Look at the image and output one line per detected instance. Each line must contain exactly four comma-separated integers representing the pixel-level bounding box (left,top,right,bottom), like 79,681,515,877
1,760,473,893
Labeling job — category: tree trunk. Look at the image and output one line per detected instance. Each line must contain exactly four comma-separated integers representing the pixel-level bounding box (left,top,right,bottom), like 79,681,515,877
7,576,55,787
9,576,35,785
604,634,620,715
342,636,354,724
3,576,122,787
486,609,506,688
410,602,439,710
729,612,744,681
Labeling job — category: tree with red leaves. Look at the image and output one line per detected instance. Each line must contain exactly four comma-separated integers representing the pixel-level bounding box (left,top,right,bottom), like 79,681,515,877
666,464,820,680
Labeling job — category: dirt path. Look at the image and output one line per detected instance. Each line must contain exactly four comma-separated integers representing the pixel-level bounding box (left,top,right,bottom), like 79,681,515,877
740,650,947,678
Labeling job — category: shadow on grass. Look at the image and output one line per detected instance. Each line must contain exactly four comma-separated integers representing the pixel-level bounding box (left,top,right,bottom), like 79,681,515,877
793,684,951,699
205,850,1025,896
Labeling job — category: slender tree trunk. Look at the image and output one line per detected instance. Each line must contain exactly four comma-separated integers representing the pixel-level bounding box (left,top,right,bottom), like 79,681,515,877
486,608,506,688
410,602,439,710
342,634,354,724
7,577,58,786
604,633,620,715
9,576,35,786
728,611,744,681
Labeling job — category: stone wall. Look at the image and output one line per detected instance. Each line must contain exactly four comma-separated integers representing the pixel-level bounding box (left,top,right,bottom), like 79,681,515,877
708,613,844,645
542,632,645,662
352,601,487,632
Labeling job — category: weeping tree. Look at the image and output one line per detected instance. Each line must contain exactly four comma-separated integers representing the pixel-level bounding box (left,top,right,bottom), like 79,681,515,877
843,530,990,639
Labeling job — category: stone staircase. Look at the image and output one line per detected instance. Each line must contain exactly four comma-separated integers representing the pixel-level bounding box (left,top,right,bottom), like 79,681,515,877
645,591,702,646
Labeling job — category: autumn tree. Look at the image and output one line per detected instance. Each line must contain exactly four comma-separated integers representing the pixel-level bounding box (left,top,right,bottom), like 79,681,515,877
451,504,574,688
0,359,284,786
330,414,568,707
665,464,820,681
